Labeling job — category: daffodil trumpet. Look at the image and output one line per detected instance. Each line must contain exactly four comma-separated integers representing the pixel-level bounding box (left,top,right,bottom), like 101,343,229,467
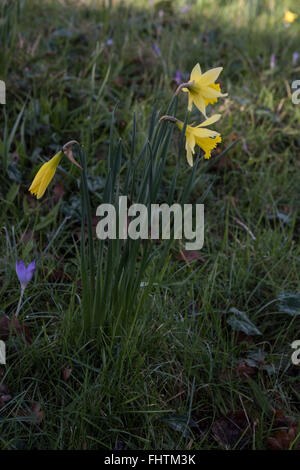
160,114,222,167
29,140,82,199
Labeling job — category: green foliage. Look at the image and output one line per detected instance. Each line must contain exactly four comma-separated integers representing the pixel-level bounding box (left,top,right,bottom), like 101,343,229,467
78,96,201,337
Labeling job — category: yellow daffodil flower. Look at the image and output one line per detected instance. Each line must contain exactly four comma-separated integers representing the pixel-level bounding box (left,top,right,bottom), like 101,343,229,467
29,141,81,200
29,151,63,199
176,114,222,166
181,63,227,117
284,10,298,23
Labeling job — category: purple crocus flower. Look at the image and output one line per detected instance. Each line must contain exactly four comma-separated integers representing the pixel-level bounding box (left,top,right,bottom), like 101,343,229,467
152,44,162,57
174,70,181,85
293,52,299,65
15,260,35,317
180,5,191,13
270,54,275,69
15,260,35,289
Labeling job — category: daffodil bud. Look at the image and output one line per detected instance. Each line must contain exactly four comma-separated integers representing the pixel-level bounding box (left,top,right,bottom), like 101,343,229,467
29,141,81,199
29,151,63,199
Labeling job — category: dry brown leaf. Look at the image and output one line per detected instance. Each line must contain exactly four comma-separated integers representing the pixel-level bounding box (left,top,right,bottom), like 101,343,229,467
21,230,37,244
273,409,296,427
177,250,206,263
0,315,31,344
62,365,72,382
30,402,45,424
0,383,12,408
236,360,257,379
268,426,299,450
212,410,251,449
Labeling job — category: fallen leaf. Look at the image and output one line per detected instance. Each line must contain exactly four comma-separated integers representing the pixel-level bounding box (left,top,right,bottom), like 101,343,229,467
21,230,37,244
226,308,262,336
273,409,297,428
160,414,199,438
0,383,12,408
235,331,254,345
177,250,206,263
62,365,72,382
212,410,251,449
0,315,31,344
48,269,66,282
30,402,44,424
236,360,257,378
268,426,299,450
278,292,300,316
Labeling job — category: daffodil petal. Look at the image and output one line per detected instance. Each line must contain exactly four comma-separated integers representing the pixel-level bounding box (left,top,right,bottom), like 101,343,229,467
186,141,194,166
190,63,202,82
186,132,196,149
29,162,49,194
185,132,196,166
201,86,223,99
192,128,220,138
199,67,223,86
197,114,221,127
36,166,56,199
190,93,207,117
187,92,194,111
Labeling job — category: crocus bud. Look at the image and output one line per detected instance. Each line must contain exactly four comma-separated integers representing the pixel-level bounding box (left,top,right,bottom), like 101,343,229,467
15,260,36,289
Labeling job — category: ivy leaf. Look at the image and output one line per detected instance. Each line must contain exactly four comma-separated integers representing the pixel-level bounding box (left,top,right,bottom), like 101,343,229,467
278,292,300,316
160,415,198,438
226,308,262,336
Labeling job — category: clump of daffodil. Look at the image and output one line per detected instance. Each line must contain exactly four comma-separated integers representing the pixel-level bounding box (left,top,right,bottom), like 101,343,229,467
29,141,81,199
284,10,298,23
161,114,222,167
176,63,227,117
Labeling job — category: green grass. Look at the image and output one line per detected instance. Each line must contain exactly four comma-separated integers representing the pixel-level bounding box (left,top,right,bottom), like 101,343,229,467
1,0,300,450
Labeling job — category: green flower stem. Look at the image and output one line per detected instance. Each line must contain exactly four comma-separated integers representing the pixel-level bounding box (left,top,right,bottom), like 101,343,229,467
15,284,25,317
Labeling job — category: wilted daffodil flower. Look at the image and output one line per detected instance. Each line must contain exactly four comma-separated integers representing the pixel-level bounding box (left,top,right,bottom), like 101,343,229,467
29,141,81,199
161,114,222,167
176,63,227,117
284,10,298,23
